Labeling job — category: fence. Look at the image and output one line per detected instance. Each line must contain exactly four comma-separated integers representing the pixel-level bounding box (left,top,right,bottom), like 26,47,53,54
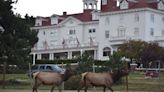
0,62,164,92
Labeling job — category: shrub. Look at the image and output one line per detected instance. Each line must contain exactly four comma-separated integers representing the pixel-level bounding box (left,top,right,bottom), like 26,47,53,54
64,75,83,90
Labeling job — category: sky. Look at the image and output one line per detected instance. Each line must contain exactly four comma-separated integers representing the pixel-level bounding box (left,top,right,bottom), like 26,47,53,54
13,0,101,17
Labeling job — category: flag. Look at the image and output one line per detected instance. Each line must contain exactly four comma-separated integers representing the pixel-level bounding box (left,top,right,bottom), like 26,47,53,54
62,38,67,48
43,40,49,49
76,37,80,47
90,37,94,46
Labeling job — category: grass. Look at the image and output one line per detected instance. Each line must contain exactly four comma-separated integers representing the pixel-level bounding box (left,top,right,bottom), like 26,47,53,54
0,74,29,80
0,71,164,92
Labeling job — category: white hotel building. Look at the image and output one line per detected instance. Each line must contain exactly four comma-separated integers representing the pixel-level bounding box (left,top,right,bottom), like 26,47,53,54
31,0,164,61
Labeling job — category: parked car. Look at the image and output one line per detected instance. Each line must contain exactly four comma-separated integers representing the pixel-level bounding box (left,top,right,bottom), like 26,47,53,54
27,64,65,77
145,70,159,78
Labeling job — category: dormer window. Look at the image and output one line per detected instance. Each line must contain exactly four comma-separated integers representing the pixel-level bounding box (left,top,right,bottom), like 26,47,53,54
102,0,107,5
158,0,164,10
69,29,76,35
120,0,128,9
89,28,96,33
36,23,41,26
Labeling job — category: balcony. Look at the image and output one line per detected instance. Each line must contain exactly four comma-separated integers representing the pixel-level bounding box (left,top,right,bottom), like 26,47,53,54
109,36,142,45
154,36,164,42
31,42,98,53
109,36,129,45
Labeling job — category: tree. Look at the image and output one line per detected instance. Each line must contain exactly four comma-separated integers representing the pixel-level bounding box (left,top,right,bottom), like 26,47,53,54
76,52,94,74
0,0,38,65
139,43,162,68
105,52,126,71
118,40,163,68
118,40,147,63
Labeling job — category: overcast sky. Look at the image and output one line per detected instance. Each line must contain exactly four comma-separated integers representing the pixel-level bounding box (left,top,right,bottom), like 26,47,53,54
13,0,101,17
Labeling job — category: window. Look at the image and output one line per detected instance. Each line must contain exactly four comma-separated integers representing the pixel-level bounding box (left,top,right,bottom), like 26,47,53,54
93,29,96,32
102,0,107,5
69,29,76,35
50,31,57,37
120,0,128,9
119,14,124,23
103,47,111,56
69,37,76,44
118,27,126,37
47,66,53,70
89,28,96,33
134,13,139,22
105,30,110,38
162,30,164,36
36,23,41,26
105,17,110,25
40,66,45,69
162,17,164,22
134,27,139,36
50,40,57,47
43,31,46,35
150,28,154,36
151,14,154,23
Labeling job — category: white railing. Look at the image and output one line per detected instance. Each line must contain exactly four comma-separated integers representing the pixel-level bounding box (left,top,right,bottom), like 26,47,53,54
109,36,129,42
154,36,164,41
31,42,98,51
109,36,142,42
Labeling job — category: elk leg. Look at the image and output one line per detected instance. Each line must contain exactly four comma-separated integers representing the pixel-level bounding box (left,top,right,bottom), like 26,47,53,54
33,76,42,92
107,87,113,92
33,84,41,92
103,86,106,92
78,81,84,92
84,85,88,92
84,82,88,92
51,84,57,92
58,85,62,92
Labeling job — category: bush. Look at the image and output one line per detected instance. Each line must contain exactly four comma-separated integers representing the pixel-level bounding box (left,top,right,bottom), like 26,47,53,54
36,59,78,64
64,75,83,90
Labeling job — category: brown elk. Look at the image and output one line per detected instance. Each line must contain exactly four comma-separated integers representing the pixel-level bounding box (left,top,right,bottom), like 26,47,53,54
82,67,129,92
32,65,74,92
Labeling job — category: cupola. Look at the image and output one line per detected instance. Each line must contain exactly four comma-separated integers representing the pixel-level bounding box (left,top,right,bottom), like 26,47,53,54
83,0,98,10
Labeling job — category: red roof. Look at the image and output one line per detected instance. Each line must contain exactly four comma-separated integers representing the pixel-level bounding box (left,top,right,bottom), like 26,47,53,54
61,9,93,22
41,17,51,26
39,9,93,26
101,0,159,12
39,0,161,26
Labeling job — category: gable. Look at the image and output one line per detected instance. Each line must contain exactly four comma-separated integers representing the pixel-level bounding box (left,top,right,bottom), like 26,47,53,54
158,0,164,10
58,16,82,26
120,0,129,9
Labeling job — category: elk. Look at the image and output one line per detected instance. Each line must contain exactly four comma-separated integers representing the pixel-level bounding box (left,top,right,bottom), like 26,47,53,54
32,65,74,92
82,67,129,92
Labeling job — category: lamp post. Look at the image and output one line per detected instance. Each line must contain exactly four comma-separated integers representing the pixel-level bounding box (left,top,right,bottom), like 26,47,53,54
33,53,36,65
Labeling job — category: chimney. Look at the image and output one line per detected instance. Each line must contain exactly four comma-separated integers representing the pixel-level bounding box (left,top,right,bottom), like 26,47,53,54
63,12,67,16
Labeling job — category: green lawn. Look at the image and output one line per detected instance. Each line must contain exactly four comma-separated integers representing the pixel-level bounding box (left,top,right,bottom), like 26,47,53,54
0,71,164,92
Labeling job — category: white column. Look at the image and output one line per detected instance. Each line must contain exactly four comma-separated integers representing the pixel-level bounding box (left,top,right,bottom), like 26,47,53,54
49,53,54,60
80,49,83,56
111,48,114,55
68,51,72,59
94,50,97,59
51,53,54,60
33,53,36,65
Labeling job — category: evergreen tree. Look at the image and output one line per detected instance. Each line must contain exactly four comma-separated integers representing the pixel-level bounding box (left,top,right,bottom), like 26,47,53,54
0,0,38,65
